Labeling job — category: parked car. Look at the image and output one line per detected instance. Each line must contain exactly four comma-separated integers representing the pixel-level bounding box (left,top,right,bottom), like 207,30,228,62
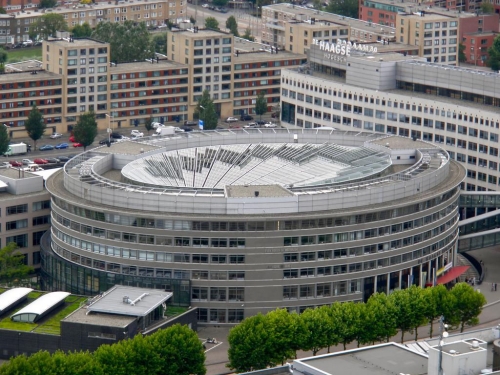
45,157,60,164
99,139,117,145
22,40,33,47
57,156,70,162
255,120,266,125
55,142,69,149
50,133,63,139
39,144,55,151
201,3,209,7
9,160,22,167
33,158,48,165
22,158,34,165
225,117,239,123
240,114,253,121
131,130,144,137
69,135,76,142
1,161,11,167
152,122,164,129
110,132,123,139
264,122,278,128
184,121,198,126
73,142,84,147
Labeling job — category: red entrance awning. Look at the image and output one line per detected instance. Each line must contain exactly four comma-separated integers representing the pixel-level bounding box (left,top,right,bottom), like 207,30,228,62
436,266,470,285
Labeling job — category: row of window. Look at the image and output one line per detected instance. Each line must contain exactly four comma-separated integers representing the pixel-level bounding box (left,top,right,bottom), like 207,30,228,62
192,287,244,301
51,190,457,232
110,69,188,81
4,201,50,216
197,308,244,323
283,280,361,299
283,76,500,123
6,230,46,248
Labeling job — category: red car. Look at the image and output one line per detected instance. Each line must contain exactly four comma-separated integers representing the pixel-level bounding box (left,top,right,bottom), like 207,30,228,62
69,135,76,142
9,160,22,167
73,142,84,148
33,158,48,165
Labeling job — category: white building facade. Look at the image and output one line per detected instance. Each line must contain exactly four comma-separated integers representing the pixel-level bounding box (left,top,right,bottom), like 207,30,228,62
280,44,500,193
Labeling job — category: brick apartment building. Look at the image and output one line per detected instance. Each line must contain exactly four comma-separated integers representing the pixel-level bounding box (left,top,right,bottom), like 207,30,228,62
0,0,183,44
462,31,497,66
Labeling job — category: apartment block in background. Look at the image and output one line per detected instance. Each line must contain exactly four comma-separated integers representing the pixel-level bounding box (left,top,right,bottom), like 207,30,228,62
0,0,181,44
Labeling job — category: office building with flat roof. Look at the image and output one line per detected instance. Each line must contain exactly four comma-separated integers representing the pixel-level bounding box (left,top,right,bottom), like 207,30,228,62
280,43,500,192
41,129,464,323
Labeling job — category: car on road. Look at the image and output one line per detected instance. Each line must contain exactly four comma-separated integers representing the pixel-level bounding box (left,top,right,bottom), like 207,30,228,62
264,122,278,128
240,114,253,121
99,139,117,145
57,156,70,162
33,158,48,165
9,160,22,167
46,158,60,164
110,132,123,139
131,130,144,137
50,133,63,139
202,3,209,7
22,159,34,165
40,144,55,151
73,142,84,147
225,117,239,123
55,142,69,149
69,135,76,142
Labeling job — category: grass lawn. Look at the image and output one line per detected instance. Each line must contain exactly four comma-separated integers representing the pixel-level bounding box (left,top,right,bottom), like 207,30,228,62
6,47,42,63
33,296,87,335
166,306,188,317
0,304,37,332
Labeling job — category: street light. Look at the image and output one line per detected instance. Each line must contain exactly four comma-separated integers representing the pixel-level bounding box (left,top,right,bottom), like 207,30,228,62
105,113,114,143
438,315,449,375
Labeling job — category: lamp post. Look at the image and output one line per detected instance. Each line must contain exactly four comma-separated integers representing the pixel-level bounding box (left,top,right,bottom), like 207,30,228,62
438,315,449,375
105,113,113,143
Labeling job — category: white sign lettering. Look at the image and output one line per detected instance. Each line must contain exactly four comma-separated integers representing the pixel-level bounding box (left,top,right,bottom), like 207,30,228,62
312,39,378,56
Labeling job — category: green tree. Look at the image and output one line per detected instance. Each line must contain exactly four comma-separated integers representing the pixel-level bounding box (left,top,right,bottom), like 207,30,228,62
205,17,220,30
459,43,467,63
390,287,424,343
481,1,494,13
29,13,67,40
289,311,308,359
25,105,46,151
196,90,218,130
0,47,7,73
406,285,427,340
423,284,452,338
149,324,205,375
0,243,34,284
72,23,93,38
254,91,268,120
145,115,154,134
73,110,97,150
326,0,359,19
92,21,154,62
152,32,167,54
227,314,273,372
226,16,239,37
299,307,330,355
0,124,9,155
0,7,6,14
52,350,103,375
265,309,297,365
39,0,57,8
365,292,398,343
241,28,255,42
487,34,500,71
447,282,487,332
190,15,197,25
334,302,363,349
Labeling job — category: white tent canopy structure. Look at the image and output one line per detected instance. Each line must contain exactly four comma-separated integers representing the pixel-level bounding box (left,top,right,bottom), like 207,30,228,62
0,288,33,314
11,292,70,323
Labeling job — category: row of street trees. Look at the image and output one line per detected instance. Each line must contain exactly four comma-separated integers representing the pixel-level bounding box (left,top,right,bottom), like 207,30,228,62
227,283,486,373
0,324,205,375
